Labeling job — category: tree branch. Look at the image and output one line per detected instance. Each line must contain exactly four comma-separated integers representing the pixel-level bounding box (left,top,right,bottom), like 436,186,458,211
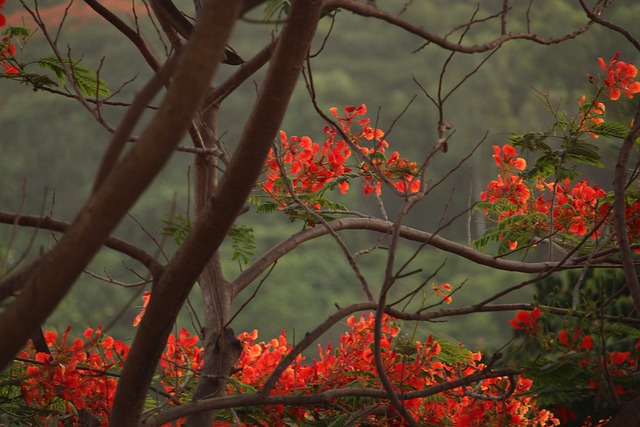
324,0,594,53
232,217,588,297
0,211,161,302
108,1,324,425
0,0,237,375
613,100,640,314
145,364,516,426
83,0,160,70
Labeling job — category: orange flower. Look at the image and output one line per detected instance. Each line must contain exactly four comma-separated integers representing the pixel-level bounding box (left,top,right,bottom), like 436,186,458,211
132,291,151,326
509,308,541,336
432,282,453,304
598,52,640,100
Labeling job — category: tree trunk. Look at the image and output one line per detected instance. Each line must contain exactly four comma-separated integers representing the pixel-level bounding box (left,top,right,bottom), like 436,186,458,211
184,101,241,427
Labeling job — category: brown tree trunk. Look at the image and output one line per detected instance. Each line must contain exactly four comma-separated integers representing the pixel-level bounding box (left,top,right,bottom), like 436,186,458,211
185,102,241,427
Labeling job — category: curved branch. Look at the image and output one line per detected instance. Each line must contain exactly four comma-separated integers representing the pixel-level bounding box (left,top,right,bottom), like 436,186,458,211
232,217,583,297
145,364,516,426
83,0,160,70
109,1,324,425
577,0,640,51
323,0,594,53
0,210,161,276
202,37,277,111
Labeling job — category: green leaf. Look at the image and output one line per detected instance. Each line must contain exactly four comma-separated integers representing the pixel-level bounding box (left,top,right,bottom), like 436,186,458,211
520,353,593,406
589,122,630,139
510,132,552,153
435,339,474,365
38,56,109,97
264,0,291,27
160,214,190,245
256,201,280,214
228,224,257,265
3,26,30,38
564,142,603,167
603,321,640,340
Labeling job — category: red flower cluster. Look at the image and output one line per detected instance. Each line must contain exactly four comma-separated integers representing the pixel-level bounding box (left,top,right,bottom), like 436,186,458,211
480,144,615,250
234,312,558,426
6,312,559,426
329,105,421,196
263,129,353,209
261,105,420,212
15,327,128,426
0,0,19,75
160,328,204,394
598,52,640,101
509,308,542,336
8,324,204,426
558,327,593,351
480,144,530,219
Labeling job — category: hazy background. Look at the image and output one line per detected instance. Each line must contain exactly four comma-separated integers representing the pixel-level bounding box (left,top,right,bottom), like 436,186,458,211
1,0,638,354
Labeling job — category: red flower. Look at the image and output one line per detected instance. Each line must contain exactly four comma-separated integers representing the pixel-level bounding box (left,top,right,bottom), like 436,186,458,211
580,335,594,351
262,105,420,211
509,308,541,336
598,52,640,100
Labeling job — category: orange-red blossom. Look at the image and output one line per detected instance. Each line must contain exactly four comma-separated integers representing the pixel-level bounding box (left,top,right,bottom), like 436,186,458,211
234,312,559,426
261,104,420,212
480,144,616,250
0,1,19,75
9,312,559,427
598,51,640,101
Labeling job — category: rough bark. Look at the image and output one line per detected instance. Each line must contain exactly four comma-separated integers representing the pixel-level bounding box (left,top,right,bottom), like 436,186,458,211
109,1,324,425
186,105,236,427
101,0,243,424
0,0,237,371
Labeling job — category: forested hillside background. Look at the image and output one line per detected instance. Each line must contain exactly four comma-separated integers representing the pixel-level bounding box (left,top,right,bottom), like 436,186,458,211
1,0,638,350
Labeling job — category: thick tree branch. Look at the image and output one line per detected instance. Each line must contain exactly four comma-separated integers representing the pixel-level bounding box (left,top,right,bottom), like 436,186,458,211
0,0,236,374
145,363,516,426
109,1,323,425
232,217,588,297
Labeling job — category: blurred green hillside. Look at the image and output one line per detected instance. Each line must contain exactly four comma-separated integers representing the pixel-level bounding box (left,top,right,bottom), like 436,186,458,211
1,0,638,352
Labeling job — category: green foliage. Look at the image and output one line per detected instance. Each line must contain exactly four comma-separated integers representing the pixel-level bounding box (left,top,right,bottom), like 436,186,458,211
264,0,291,26
511,131,603,180
519,352,593,407
589,122,631,139
3,26,30,39
435,339,476,365
473,209,546,253
603,321,640,342
37,56,110,97
160,213,191,245
508,269,640,425
509,132,552,154
250,194,348,225
228,224,257,265
1,26,107,97
160,216,256,265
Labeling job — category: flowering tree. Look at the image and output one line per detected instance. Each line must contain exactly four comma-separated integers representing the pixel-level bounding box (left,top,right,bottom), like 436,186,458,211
1,1,640,426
